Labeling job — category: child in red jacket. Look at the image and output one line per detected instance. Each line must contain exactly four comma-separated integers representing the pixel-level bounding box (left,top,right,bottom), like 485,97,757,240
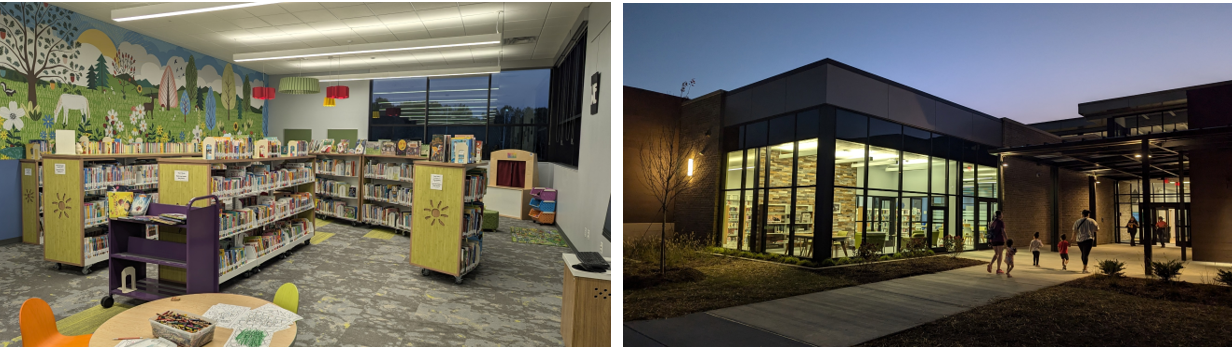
1058,234,1070,270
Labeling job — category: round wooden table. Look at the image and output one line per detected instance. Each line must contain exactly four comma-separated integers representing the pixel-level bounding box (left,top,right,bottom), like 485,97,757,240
88,293,297,347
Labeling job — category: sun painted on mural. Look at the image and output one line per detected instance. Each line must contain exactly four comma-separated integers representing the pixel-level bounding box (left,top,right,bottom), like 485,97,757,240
423,200,450,227
23,188,34,204
51,192,72,219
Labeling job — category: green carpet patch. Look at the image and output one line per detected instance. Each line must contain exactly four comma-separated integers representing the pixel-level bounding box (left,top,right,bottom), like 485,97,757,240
56,303,134,336
511,227,567,247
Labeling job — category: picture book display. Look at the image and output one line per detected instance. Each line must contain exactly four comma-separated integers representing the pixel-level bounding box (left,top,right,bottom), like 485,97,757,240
107,192,134,219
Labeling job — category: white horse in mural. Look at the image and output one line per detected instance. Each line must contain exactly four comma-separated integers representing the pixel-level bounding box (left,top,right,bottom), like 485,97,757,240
54,94,89,125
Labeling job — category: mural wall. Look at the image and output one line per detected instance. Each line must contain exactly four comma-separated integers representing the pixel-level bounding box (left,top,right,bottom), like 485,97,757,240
0,2,267,155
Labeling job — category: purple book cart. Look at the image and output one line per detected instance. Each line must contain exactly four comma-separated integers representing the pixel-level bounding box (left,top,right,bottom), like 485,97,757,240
100,196,220,308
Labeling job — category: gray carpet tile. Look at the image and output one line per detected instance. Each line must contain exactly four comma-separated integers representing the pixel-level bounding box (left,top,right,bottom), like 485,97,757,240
0,216,575,346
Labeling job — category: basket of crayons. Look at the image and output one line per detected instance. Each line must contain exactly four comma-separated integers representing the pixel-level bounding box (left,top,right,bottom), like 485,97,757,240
149,310,215,347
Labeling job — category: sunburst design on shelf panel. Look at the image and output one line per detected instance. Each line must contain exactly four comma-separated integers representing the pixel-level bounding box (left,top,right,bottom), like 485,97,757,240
23,189,35,204
51,193,72,219
423,200,449,227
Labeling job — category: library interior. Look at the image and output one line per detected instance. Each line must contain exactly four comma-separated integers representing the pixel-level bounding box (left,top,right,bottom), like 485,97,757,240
0,2,611,346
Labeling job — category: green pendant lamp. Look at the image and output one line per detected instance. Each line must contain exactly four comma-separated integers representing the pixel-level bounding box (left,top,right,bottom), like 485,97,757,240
279,59,319,94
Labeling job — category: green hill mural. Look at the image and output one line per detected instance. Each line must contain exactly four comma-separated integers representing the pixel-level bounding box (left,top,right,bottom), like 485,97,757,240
0,2,268,156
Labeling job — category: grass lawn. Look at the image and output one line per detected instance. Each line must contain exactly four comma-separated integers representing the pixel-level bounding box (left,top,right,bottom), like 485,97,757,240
859,275,1232,347
624,254,987,321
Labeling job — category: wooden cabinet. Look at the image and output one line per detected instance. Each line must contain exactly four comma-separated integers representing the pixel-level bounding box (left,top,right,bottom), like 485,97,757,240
561,254,610,347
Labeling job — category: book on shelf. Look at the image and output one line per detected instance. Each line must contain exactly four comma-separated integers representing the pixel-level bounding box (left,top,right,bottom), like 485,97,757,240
429,135,447,162
407,140,421,156
107,192,134,219
365,141,381,155
463,170,487,202
395,140,408,155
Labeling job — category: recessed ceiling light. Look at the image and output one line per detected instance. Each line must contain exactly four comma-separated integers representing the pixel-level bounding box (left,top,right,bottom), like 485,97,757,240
233,34,501,62
113,2,281,22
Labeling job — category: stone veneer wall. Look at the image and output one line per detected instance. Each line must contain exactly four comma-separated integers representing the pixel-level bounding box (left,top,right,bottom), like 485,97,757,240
833,163,859,236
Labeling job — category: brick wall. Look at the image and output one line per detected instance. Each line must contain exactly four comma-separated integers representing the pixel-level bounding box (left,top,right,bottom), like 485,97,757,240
675,91,725,243
1058,168,1092,242
1188,149,1232,262
1094,177,1116,244
1000,119,1098,249
623,86,684,224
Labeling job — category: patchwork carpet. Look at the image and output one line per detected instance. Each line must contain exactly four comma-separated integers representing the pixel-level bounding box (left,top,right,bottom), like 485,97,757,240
511,227,568,247
363,228,397,240
56,303,133,336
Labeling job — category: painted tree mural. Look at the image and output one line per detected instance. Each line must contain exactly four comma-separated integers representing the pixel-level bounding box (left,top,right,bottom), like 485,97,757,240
242,75,250,119
86,55,107,90
179,90,189,116
158,64,176,110
184,55,197,110
220,63,235,119
204,86,216,130
0,2,85,115
109,51,136,98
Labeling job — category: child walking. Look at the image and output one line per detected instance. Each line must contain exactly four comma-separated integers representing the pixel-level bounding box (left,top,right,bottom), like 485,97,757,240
1005,239,1017,278
1058,234,1070,270
1030,232,1043,266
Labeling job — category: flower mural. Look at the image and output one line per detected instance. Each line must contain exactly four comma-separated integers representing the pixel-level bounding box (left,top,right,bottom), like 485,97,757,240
192,124,203,142
1,101,26,131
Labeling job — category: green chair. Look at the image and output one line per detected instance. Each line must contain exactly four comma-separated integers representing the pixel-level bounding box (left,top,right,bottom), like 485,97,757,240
482,209,500,231
274,283,299,314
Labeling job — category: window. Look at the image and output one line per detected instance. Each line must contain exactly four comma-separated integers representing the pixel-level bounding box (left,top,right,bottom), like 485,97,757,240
546,28,587,166
490,69,550,157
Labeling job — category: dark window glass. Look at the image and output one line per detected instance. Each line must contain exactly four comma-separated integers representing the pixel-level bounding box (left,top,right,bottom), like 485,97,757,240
428,76,489,125
930,133,949,159
746,121,768,148
724,125,741,151
903,126,930,155
370,77,428,125
427,125,487,147
769,114,795,144
796,109,820,140
547,28,587,166
836,109,867,142
963,140,979,165
976,144,998,167
489,70,549,125
868,117,902,150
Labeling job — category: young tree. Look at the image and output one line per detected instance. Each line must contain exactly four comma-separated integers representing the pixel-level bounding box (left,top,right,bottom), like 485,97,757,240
110,51,137,98
639,121,696,274
220,63,236,119
184,55,197,112
241,75,250,119
0,2,85,115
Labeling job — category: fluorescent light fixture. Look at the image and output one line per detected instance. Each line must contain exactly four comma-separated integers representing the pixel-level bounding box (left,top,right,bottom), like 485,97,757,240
688,159,694,176
113,2,280,22
234,34,501,62
312,66,501,82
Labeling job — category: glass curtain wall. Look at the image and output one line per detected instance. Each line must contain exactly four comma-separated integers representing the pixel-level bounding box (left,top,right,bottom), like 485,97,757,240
1114,177,1190,245
721,106,1000,258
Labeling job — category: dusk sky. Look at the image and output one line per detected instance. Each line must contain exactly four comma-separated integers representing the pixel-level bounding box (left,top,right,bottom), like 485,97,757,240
625,4,1232,124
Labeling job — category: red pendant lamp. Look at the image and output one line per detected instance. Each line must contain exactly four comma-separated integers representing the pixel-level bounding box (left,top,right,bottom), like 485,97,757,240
253,86,276,100
326,85,349,99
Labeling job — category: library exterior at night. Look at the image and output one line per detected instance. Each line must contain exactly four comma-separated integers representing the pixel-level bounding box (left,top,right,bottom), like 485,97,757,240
625,58,1232,263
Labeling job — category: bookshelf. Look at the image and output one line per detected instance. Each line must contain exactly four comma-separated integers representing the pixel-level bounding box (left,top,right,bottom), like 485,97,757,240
312,153,362,225
361,154,424,235
42,153,197,274
20,159,41,245
156,155,317,284
409,161,488,284
102,197,220,306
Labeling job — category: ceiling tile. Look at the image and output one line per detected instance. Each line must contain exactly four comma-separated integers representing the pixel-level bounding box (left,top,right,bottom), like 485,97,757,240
196,20,243,32
546,3,588,19
245,4,287,17
320,28,361,40
342,16,383,28
261,13,303,26
543,16,575,28
503,2,550,13
213,8,256,19
421,17,463,30
413,51,445,63
214,29,253,41
416,7,461,22
458,3,505,16
301,38,340,48
333,36,367,45
306,20,349,32
365,2,415,14
500,44,535,57
465,25,497,36
503,9,548,22
462,12,498,28
386,21,429,34
392,30,432,41
275,23,317,36
501,28,542,40
328,5,375,20
229,16,270,29
427,26,466,38
351,25,393,36
362,34,399,44
292,9,337,22
411,3,457,11
279,3,324,12
377,12,421,25
244,41,312,51
246,26,285,38
503,19,544,31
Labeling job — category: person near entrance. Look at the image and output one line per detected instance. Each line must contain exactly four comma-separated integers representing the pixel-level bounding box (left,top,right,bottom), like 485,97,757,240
1072,210,1099,274
986,210,1007,275
1126,217,1139,247
1155,217,1169,248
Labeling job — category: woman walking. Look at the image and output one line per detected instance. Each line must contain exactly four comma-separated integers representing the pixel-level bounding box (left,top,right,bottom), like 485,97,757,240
1072,210,1099,274
1126,217,1139,247
1155,217,1169,248
987,211,1007,275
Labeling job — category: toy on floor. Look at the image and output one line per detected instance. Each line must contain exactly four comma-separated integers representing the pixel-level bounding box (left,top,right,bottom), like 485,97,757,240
483,209,500,231
528,188,556,225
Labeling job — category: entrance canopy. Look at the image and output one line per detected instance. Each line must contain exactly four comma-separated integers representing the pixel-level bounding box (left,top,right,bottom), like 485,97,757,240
991,125,1232,180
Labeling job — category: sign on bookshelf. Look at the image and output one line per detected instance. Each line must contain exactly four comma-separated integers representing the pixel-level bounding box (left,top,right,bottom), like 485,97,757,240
54,163,65,175
430,174,443,190
174,170,190,182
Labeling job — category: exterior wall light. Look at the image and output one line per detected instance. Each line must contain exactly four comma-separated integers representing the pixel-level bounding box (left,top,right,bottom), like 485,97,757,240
688,158,694,176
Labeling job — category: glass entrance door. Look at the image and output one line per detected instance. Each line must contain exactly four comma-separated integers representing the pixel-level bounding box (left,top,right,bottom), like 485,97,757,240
974,198,999,250
1143,203,1186,247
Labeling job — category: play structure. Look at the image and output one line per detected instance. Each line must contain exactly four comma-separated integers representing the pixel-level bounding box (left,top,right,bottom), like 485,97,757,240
485,149,538,220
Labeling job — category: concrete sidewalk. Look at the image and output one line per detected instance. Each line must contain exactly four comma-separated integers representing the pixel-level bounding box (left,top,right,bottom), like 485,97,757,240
626,252,1090,347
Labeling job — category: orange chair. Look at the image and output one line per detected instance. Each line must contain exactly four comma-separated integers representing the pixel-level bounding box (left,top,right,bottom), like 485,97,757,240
20,298,92,346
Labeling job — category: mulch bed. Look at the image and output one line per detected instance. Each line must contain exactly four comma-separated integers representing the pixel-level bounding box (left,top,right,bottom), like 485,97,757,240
624,255,986,321
859,275,1232,347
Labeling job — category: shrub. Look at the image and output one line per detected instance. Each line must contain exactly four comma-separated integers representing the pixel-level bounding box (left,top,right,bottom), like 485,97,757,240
784,256,800,264
1097,259,1126,277
892,253,905,260
800,260,816,267
740,251,756,258
926,250,936,256
855,242,885,264
879,255,893,261
624,234,705,268
821,259,837,267
836,257,851,265
1216,269,1232,287
903,238,930,258
942,235,965,258
1151,259,1185,282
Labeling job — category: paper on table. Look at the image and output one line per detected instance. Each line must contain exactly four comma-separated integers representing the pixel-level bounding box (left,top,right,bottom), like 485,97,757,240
114,337,177,347
203,303,253,329
223,326,276,347
230,303,303,331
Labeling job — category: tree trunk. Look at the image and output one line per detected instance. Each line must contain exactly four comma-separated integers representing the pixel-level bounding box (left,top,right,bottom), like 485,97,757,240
661,206,668,275
26,73,39,120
